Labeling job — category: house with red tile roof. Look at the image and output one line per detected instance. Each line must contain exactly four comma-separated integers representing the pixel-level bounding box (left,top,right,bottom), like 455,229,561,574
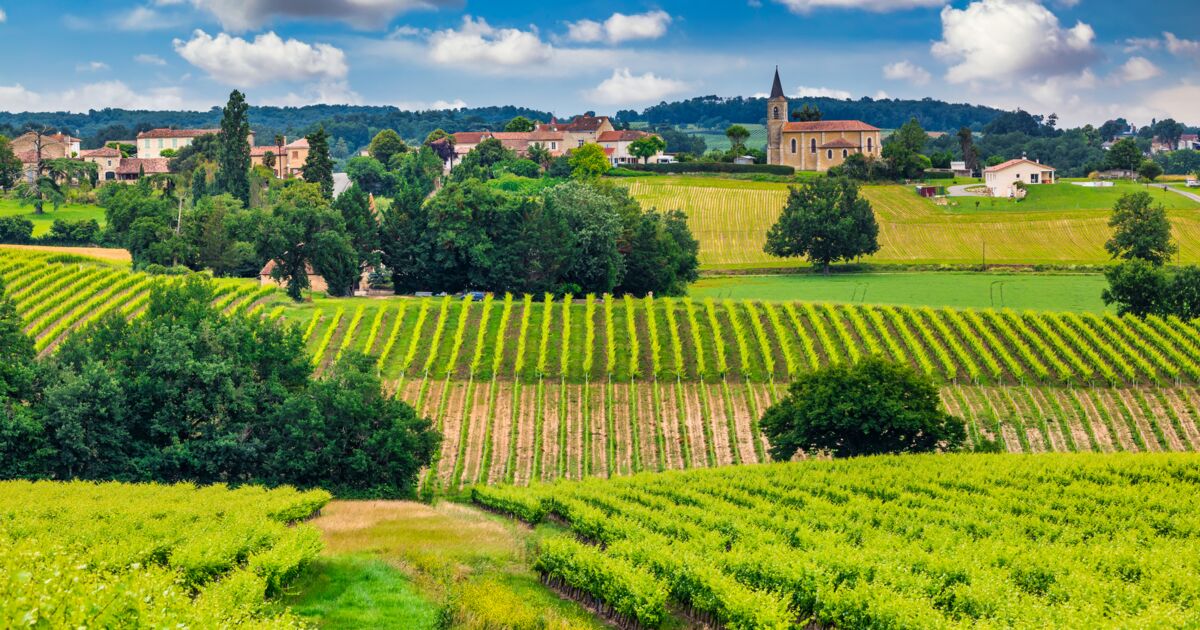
449,130,567,163
80,146,123,182
136,128,256,158
596,130,668,166
983,158,1056,198
250,137,310,178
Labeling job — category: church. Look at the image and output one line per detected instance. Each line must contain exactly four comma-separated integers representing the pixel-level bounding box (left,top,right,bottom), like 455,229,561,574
766,69,882,172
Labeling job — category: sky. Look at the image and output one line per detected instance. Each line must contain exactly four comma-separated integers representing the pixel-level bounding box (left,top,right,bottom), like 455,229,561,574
0,0,1196,127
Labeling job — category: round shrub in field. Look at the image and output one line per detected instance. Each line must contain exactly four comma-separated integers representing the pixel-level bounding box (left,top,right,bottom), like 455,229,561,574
761,356,965,459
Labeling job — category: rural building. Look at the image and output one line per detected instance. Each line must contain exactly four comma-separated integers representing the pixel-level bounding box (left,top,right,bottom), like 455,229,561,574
950,161,972,177
259,260,328,294
115,158,170,182
537,115,616,149
766,69,881,172
12,131,82,181
983,158,1056,198
80,147,123,182
597,130,668,166
250,137,310,178
137,128,256,159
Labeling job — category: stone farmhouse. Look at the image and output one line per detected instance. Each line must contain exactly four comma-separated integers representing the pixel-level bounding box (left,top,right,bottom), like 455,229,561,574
766,69,882,172
983,158,1056,198
137,128,255,159
11,131,82,181
251,137,310,178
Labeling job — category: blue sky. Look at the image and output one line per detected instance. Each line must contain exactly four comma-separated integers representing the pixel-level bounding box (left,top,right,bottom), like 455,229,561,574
0,0,1196,126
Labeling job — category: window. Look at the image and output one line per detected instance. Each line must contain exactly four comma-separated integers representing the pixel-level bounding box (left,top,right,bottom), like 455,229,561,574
810,139,817,154
827,149,833,159
158,139,163,149
791,138,797,153
867,137,873,152
1030,174,1039,184
143,139,150,149
842,149,848,158
772,106,780,120
171,138,177,148
577,140,585,148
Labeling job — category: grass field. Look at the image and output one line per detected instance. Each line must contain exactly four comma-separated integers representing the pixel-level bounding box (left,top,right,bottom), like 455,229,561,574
476,454,1200,629
1005,180,1193,211
692,272,1110,311
622,176,1200,270
0,198,106,236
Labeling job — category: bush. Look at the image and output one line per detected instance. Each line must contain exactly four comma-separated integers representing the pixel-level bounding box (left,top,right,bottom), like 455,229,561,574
760,356,966,459
622,162,796,176
497,158,541,179
0,216,34,244
45,219,101,245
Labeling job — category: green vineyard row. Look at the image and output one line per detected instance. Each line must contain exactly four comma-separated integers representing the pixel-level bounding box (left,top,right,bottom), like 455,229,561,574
475,454,1200,629
293,292,1200,388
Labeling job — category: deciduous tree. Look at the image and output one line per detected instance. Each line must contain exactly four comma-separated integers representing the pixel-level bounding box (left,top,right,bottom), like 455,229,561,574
1106,191,1175,265
568,143,611,178
764,177,879,272
629,135,667,164
368,129,407,165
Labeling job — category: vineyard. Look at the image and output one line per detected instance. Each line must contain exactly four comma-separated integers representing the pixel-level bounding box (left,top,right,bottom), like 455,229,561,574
7,249,1200,491
621,177,1200,269
0,251,274,354
475,454,1200,629
0,480,329,626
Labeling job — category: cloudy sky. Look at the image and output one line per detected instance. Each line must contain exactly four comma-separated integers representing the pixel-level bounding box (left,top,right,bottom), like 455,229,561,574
0,0,1196,126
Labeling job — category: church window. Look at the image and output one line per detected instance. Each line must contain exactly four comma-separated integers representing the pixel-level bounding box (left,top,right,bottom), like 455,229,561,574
772,106,780,120
827,149,833,159
842,149,848,158
810,139,817,154
867,137,873,152
791,138,797,153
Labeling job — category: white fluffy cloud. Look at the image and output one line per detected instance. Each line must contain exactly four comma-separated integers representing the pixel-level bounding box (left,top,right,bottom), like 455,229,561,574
932,0,1098,84
566,11,672,44
427,16,553,67
793,85,852,99
882,60,932,86
188,0,456,31
76,61,110,73
1165,32,1200,57
0,81,188,113
1117,56,1161,82
774,0,944,12
0,8,7,23
586,69,690,105
135,54,168,66
174,30,348,87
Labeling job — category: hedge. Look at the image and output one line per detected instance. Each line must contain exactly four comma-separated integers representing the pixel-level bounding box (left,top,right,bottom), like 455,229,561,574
622,162,796,176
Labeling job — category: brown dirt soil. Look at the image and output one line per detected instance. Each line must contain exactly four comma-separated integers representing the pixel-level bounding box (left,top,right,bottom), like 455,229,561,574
1,244,132,263
1140,390,1186,451
460,382,493,487
954,385,993,442
1022,388,1066,451
486,382,515,485
418,379,443,426
656,382,681,470
513,383,538,486
679,383,710,468
1084,389,1135,451
1114,388,1163,452
750,382,777,456
1043,388,1102,452
704,384,733,466
437,382,471,485
564,384,583,480
589,382,608,477
635,381,658,471
1163,389,1200,449
540,382,561,483
998,388,1044,453
1099,389,1149,452
610,382,633,476
723,384,753,465
980,388,1022,452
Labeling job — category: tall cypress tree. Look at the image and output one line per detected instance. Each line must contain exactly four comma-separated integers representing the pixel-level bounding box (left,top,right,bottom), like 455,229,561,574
216,90,251,206
302,125,335,199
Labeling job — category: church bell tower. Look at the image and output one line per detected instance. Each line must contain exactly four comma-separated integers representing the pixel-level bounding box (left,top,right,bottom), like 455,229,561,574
766,67,787,165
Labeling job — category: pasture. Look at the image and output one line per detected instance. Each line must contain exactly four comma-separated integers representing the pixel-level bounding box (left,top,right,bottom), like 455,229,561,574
0,198,106,236
691,272,1110,311
622,176,1200,269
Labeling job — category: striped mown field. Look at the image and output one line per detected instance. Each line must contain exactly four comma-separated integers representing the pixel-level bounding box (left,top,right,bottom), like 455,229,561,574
620,177,1200,270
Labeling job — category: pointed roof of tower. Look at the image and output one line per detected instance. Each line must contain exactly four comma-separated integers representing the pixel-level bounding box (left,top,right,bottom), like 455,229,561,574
770,67,785,100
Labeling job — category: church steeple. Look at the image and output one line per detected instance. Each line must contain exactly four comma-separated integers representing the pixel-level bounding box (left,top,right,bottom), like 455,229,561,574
769,66,785,100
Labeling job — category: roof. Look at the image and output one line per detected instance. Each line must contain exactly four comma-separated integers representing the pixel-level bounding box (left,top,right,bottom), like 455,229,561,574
782,120,880,132
250,146,277,156
285,138,309,149
819,138,859,149
769,67,785,100
538,115,610,133
14,131,80,144
259,259,318,277
983,158,1056,173
490,131,564,142
452,131,491,145
16,150,38,164
597,130,650,143
136,128,219,139
115,158,170,175
81,147,122,158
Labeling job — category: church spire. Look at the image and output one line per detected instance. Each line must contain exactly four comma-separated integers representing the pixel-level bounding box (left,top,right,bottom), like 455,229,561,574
769,66,785,100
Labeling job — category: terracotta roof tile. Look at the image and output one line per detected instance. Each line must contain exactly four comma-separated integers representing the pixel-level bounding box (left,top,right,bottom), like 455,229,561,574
983,158,1055,173
115,158,170,175
136,128,220,139
81,147,122,158
597,130,649,142
819,138,859,149
782,120,880,132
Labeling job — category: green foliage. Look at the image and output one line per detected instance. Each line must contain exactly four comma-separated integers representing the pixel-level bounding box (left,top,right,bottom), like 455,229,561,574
498,158,541,179
1138,160,1164,182
216,90,252,205
333,183,379,268
453,138,517,182
724,124,750,153
1105,138,1143,171
504,116,536,132
628,135,667,164
882,117,930,179
525,142,553,167
764,177,879,271
0,134,21,189
569,143,611,178
0,216,34,243
761,357,965,458
264,182,352,299
1106,192,1176,265
623,162,795,175
792,103,822,121
302,125,335,199
368,128,408,165
344,156,391,195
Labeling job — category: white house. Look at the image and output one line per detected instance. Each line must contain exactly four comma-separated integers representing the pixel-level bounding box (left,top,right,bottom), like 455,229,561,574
136,128,255,158
983,158,1056,198
596,130,666,166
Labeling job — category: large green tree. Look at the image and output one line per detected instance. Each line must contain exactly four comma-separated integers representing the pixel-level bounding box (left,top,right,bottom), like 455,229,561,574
0,135,23,189
629,135,667,164
263,183,355,299
568,143,611,178
216,90,252,205
333,183,379,269
761,357,966,459
544,181,626,295
1104,138,1143,171
0,278,51,477
725,125,750,154
302,126,335,199
882,117,930,179
764,177,880,272
368,129,407,165
452,137,516,182
1105,192,1175,265
504,116,536,132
